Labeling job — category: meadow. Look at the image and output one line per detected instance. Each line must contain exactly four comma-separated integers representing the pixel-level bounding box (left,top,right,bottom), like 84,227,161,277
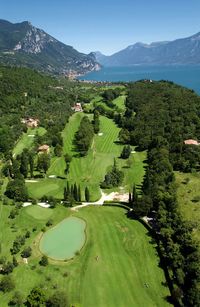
0,203,171,307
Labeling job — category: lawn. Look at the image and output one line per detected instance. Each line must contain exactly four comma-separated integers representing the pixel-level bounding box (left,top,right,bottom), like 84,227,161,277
0,204,171,307
13,127,46,156
112,94,126,110
175,171,200,241
28,112,146,201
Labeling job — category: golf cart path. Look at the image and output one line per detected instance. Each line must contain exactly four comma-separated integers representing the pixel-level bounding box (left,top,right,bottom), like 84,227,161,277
71,189,129,211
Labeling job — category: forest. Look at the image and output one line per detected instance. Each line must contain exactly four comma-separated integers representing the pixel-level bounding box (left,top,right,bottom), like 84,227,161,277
120,81,200,306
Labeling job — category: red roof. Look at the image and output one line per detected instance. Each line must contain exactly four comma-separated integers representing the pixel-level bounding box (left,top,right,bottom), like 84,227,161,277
184,139,199,145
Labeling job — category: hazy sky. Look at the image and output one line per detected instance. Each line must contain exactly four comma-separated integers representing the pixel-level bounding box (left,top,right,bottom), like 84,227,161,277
1,0,200,55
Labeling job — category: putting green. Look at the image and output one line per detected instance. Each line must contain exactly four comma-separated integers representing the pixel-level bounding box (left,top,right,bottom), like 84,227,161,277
40,216,86,260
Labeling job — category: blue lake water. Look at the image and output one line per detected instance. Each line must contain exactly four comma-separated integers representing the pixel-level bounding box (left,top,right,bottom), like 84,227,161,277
78,65,200,94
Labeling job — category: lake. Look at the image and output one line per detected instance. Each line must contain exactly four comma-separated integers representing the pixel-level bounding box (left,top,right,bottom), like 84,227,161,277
78,65,200,94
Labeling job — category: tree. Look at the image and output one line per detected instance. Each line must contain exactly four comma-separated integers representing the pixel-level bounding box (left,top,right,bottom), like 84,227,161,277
40,255,48,266
21,247,32,258
78,185,81,202
0,275,15,292
54,144,62,157
20,150,29,178
12,256,18,267
9,291,24,306
120,145,131,159
47,291,68,307
5,178,28,201
85,187,90,202
73,183,78,201
93,110,100,134
74,116,94,156
37,153,50,174
2,261,14,274
26,287,47,307
101,159,124,188
29,152,35,178
132,184,138,205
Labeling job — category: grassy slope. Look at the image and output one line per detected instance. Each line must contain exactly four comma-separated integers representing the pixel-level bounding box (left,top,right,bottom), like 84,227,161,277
112,95,126,110
13,127,46,156
0,204,170,307
175,171,200,241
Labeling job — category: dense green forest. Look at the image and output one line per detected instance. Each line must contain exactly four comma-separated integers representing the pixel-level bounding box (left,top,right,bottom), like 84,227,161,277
120,81,200,306
0,65,79,156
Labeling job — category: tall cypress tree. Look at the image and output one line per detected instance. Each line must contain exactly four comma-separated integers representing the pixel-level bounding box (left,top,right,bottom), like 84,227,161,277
132,184,138,206
85,186,90,202
73,183,78,201
63,187,67,201
78,185,81,202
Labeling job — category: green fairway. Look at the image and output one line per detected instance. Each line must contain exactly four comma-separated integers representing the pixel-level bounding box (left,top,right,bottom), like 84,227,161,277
0,204,170,307
25,206,53,220
40,217,86,260
13,127,46,156
27,178,66,199
112,94,126,110
30,112,146,201
175,171,200,241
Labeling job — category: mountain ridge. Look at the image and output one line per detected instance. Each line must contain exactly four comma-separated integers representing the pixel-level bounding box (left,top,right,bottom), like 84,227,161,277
0,19,100,76
94,32,200,66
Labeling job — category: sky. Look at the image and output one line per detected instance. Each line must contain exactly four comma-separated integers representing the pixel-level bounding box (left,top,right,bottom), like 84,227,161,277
1,0,200,55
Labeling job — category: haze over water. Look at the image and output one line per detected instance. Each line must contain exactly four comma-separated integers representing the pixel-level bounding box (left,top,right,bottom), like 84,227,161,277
79,65,200,94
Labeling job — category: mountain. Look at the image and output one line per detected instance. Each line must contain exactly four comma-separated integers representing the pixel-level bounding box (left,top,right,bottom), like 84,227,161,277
0,19,100,76
94,32,200,66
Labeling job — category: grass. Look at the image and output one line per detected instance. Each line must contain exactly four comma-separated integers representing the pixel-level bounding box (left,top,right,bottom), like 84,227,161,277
175,171,200,241
25,206,54,220
0,204,170,306
28,112,146,201
112,95,126,110
13,127,46,156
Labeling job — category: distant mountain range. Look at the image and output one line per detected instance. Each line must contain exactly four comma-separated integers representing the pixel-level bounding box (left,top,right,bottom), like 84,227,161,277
94,32,200,66
0,19,100,76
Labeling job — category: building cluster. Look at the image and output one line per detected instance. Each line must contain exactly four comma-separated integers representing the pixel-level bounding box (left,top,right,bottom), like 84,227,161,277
71,103,83,112
21,117,39,128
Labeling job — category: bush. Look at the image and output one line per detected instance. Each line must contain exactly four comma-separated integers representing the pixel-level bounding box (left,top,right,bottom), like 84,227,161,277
21,247,32,258
40,255,48,266
0,275,15,292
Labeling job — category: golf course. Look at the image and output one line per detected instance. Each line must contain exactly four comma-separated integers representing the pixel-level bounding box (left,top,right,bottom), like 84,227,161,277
0,203,171,306
26,112,146,201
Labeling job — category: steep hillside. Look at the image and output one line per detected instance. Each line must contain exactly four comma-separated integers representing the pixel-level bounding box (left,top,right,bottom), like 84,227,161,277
0,19,100,75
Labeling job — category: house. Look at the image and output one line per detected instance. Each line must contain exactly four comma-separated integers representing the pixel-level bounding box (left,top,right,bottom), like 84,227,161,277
184,139,200,145
38,144,50,154
71,103,83,112
21,117,39,128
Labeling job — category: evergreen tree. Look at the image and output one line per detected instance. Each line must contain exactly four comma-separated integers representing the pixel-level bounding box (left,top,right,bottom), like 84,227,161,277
73,183,78,201
85,187,90,202
67,182,70,195
78,185,81,202
132,184,138,205
20,150,29,178
29,152,34,178
63,187,67,201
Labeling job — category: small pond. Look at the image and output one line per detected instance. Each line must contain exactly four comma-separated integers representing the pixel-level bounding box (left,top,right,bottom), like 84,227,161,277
40,216,86,260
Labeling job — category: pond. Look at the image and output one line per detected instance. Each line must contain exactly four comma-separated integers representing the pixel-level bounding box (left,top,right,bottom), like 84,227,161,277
40,216,86,260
